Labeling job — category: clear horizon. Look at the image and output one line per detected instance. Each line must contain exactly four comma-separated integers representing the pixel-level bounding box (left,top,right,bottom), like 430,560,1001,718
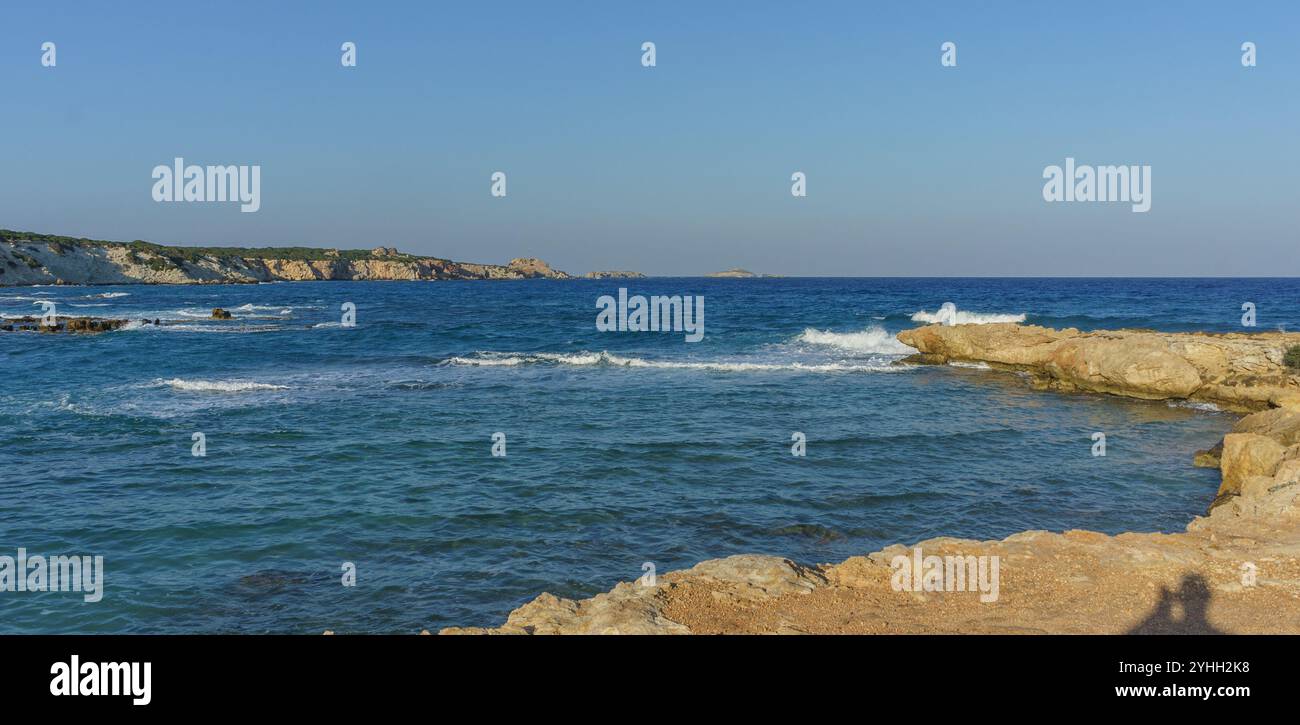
2,1,1296,276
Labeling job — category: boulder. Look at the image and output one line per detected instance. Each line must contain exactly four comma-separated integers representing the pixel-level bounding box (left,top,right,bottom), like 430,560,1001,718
897,323,1066,367
211,308,232,319
1230,407,1300,447
1218,433,1286,498
1045,335,1202,400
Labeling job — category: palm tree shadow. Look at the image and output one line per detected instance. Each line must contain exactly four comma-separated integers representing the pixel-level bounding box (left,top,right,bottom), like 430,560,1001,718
1127,573,1224,634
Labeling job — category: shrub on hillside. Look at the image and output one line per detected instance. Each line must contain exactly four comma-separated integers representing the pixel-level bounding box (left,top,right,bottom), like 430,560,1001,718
1284,345,1300,372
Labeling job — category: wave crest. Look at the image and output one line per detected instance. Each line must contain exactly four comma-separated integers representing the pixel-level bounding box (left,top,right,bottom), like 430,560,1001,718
911,302,1026,326
446,351,908,373
795,326,914,355
153,378,289,392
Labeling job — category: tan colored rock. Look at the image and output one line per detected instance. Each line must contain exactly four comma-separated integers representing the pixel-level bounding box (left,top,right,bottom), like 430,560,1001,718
1273,459,1300,487
1218,433,1286,497
447,494,1300,634
1239,475,1278,498
441,555,823,635
898,323,1067,367
897,323,1300,411
1231,407,1300,446
1045,334,1202,399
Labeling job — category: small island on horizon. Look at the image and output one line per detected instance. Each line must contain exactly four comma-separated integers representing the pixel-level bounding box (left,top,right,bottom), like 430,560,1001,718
706,268,782,278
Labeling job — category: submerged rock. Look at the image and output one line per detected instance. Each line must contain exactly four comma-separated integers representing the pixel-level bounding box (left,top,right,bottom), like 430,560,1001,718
1,315,127,334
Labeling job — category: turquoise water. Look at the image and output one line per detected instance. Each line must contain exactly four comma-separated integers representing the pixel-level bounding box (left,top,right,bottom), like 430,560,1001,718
3,278,1294,633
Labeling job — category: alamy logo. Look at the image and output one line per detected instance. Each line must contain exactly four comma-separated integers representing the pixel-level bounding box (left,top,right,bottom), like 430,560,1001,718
1241,302,1256,327
596,288,704,342
50,656,151,706
1240,562,1257,587
0,548,103,603
1042,157,1150,213
890,547,1000,603
152,157,261,212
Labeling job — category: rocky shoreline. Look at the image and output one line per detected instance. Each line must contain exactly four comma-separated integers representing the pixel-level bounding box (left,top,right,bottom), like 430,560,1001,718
443,322,1300,634
1,231,593,286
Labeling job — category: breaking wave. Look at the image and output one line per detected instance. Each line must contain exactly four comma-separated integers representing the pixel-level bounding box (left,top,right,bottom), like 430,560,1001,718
911,302,1026,326
445,351,908,373
152,378,290,392
795,326,914,355
175,304,293,319
160,324,282,333
947,360,992,370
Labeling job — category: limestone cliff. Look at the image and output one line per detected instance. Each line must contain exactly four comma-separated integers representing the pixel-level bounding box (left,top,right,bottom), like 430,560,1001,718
0,232,572,286
897,323,1300,411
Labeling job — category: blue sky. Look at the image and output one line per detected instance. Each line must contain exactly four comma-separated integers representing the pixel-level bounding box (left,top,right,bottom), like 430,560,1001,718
1,1,1296,275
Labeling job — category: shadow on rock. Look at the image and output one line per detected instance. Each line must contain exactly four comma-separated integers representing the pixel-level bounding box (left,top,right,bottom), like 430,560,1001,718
1127,573,1225,634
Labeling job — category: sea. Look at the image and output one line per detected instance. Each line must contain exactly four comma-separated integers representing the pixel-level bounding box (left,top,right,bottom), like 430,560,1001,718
3,277,1298,633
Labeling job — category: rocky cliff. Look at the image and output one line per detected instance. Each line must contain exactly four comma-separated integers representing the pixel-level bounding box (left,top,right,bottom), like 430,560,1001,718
443,322,1300,635
0,232,573,285
897,322,1300,411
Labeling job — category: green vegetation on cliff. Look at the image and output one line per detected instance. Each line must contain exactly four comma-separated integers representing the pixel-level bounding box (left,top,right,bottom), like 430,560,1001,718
1285,345,1300,372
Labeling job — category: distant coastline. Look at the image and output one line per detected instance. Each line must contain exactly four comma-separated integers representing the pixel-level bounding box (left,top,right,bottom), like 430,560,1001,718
0,230,630,287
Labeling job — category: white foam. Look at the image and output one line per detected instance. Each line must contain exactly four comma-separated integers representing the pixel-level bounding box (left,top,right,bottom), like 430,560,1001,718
1166,400,1222,412
796,326,915,355
947,361,992,370
92,292,130,299
912,302,1026,326
232,304,293,315
175,304,292,319
446,351,909,373
161,324,281,333
154,378,289,392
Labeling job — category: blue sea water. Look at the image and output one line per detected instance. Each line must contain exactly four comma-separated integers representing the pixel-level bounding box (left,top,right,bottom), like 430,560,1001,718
2,277,1297,633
